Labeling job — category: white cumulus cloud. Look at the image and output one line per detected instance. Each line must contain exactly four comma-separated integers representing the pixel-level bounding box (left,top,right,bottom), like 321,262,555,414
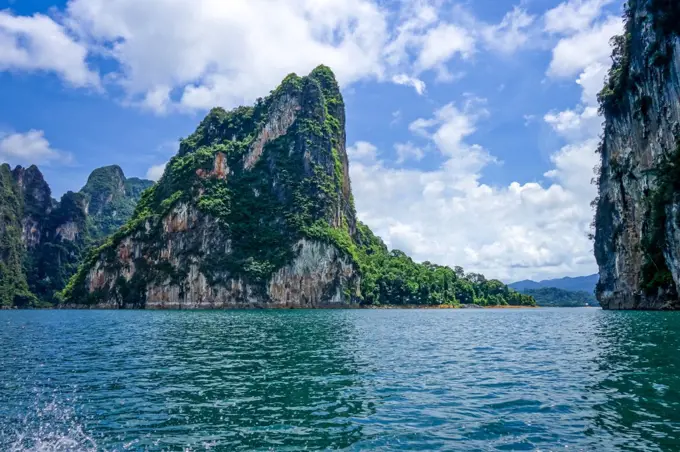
544,0,614,34
395,142,425,163
0,11,98,87
544,106,603,142
547,16,623,78
65,0,389,112
391,74,427,95
0,130,72,166
482,7,536,54
349,99,597,282
415,23,476,71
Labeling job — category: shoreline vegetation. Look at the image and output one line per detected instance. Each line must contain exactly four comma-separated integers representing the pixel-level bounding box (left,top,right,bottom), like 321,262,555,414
2,304,552,311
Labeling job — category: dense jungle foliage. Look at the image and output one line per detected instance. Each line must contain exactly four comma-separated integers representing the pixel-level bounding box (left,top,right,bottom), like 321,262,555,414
0,164,36,307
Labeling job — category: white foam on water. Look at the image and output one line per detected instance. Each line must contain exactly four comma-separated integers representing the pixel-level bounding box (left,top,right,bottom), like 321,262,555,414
4,397,97,452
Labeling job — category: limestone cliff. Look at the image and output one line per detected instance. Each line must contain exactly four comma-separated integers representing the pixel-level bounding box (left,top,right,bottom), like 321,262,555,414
30,166,152,303
80,165,154,239
62,66,536,310
64,67,361,308
12,165,53,249
595,0,680,309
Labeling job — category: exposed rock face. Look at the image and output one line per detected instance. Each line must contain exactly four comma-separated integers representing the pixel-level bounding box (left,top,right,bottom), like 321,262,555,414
244,94,300,170
65,67,362,308
83,212,356,309
595,1,680,309
55,221,81,242
12,165,53,248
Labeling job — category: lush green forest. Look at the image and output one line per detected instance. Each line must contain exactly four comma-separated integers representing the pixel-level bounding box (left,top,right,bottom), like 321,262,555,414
356,223,534,307
81,165,153,239
0,165,36,307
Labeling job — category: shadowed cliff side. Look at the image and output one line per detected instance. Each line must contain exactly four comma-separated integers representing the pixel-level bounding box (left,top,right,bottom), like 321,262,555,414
0,164,36,307
595,0,680,309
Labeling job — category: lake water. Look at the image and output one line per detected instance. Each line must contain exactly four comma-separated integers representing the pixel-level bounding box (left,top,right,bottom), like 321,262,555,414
1,308,680,451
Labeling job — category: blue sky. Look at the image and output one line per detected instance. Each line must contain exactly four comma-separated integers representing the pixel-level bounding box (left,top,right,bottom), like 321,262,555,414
0,0,624,282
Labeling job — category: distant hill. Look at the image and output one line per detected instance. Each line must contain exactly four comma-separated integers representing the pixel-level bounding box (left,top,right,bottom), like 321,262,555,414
509,274,598,294
521,288,599,308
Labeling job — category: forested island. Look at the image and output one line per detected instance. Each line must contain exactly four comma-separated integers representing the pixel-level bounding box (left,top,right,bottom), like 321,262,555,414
1,67,534,309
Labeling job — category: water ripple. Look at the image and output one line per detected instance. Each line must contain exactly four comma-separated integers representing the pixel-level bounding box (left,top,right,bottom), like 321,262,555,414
1,309,680,450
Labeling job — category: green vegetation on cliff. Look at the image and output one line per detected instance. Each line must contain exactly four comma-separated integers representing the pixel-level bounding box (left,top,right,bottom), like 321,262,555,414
28,191,90,302
33,167,152,304
0,164,36,307
64,67,358,303
598,0,679,115
62,66,534,308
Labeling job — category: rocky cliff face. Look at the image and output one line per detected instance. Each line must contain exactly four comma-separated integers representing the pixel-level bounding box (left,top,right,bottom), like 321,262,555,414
595,0,680,309
0,163,152,306
64,66,362,309
12,165,53,249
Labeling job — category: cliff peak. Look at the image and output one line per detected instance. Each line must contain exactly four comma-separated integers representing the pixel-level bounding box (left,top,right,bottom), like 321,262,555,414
62,66,358,308
82,165,126,194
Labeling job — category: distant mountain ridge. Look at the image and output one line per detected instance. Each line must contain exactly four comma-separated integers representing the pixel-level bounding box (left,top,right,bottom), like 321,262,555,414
508,275,600,308
521,288,599,308
509,274,599,294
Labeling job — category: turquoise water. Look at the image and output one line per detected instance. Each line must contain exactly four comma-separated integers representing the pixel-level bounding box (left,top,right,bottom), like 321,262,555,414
1,308,680,451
